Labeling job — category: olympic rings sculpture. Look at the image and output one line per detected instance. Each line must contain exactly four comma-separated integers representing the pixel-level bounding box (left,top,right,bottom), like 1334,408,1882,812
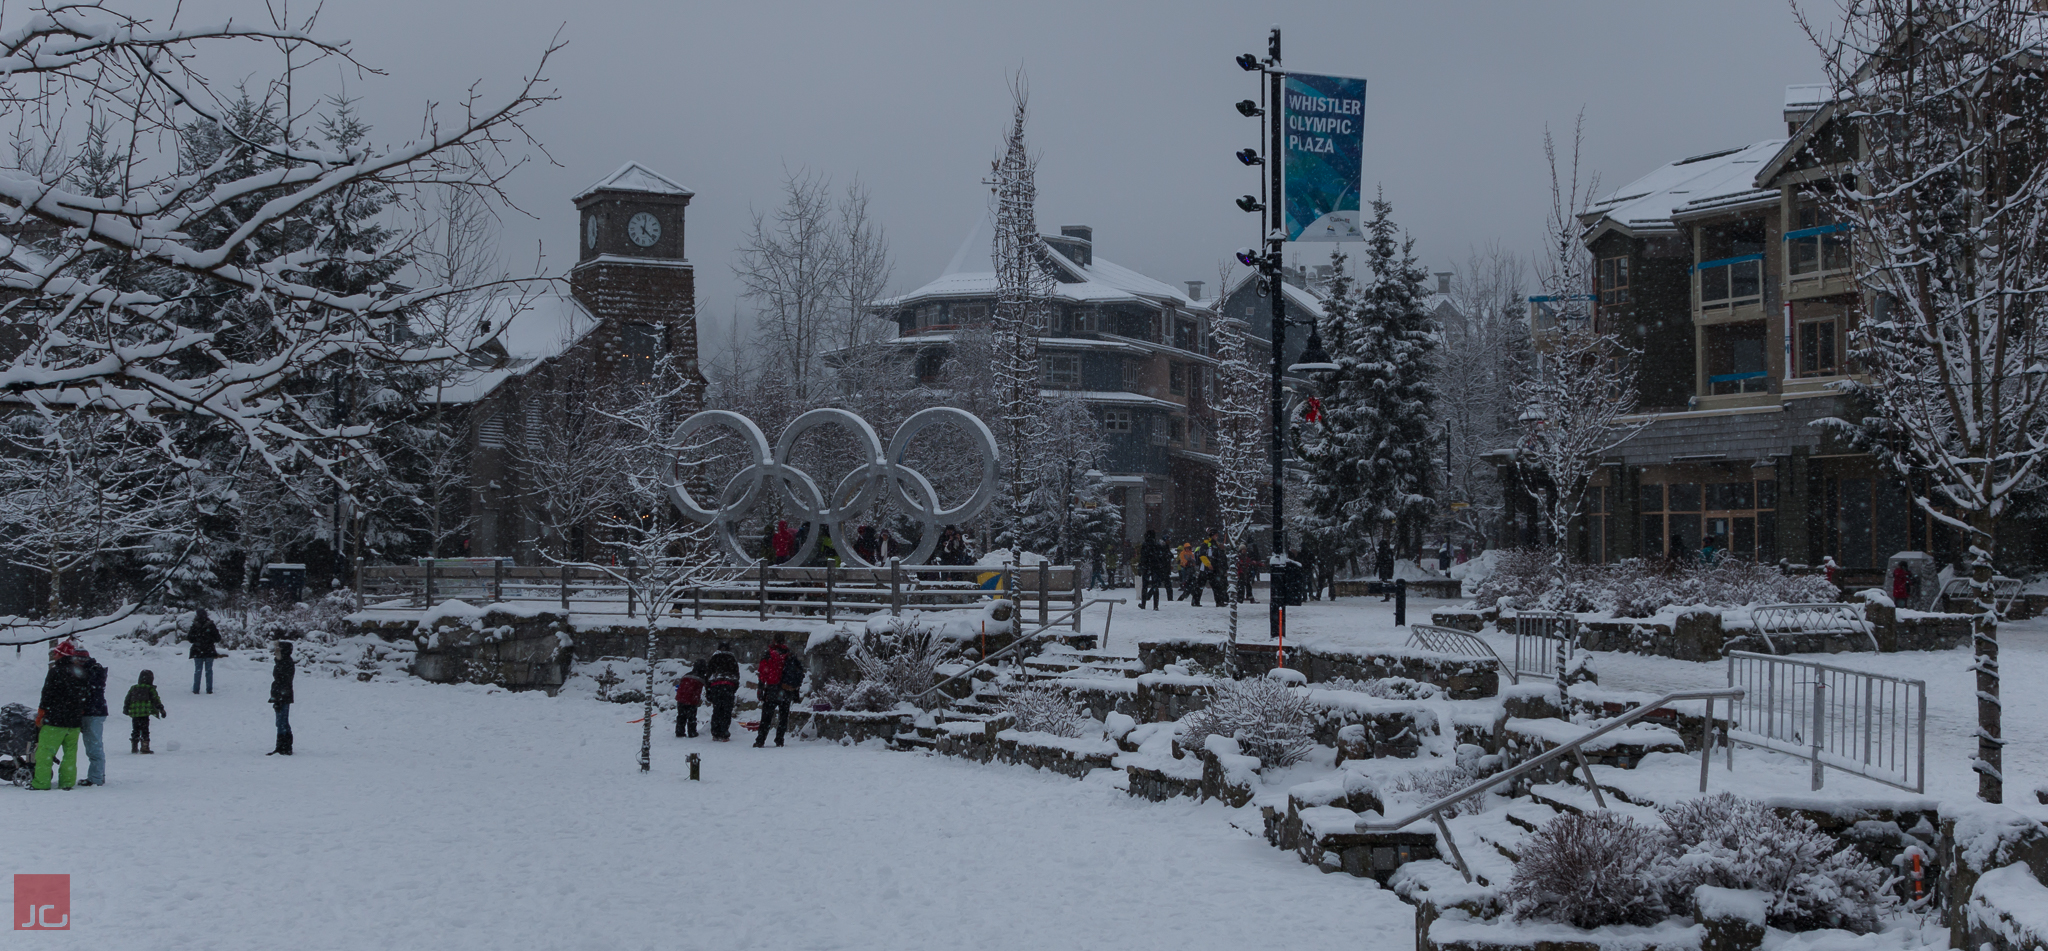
664,406,1000,568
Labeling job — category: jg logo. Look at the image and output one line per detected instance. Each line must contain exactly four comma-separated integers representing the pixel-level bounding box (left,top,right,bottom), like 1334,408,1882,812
14,874,68,930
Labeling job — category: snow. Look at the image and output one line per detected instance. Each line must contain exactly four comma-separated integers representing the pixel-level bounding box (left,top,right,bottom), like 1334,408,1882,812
4,636,1409,949
1583,138,1786,238
1695,886,1768,926
573,161,694,199
1966,863,2048,949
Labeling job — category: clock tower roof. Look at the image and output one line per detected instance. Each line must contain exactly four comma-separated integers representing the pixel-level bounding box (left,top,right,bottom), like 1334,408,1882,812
573,162,694,203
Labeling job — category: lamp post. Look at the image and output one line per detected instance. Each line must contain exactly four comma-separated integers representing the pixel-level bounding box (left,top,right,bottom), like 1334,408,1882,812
1236,27,1338,658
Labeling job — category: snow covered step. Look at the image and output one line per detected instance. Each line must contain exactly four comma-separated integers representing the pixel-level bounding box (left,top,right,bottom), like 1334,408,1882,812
1525,782,1663,824
1500,802,1561,834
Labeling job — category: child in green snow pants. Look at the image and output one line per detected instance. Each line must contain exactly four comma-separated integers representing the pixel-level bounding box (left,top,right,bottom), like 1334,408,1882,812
32,725,80,790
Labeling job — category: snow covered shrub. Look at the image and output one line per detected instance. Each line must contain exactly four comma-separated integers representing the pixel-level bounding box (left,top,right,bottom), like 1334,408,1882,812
1178,676,1315,769
814,619,958,712
1658,793,1893,933
1509,811,1669,928
1475,550,1838,618
1385,764,1484,817
997,684,1087,738
1321,676,1443,701
216,589,358,649
1470,548,1557,611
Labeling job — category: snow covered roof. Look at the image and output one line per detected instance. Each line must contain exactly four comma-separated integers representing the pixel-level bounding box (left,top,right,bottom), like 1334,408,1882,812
1784,83,1829,112
430,291,602,404
573,162,694,201
1580,138,1786,241
880,237,1196,310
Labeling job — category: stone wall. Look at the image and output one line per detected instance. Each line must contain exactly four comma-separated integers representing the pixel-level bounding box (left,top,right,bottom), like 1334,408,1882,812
1136,639,1500,700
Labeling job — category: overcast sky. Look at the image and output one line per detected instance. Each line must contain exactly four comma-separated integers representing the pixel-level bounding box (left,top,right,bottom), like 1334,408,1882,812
161,0,1831,355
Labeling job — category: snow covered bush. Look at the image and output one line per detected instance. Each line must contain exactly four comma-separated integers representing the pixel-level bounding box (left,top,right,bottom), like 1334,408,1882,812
1385,764,1484,817
1508,811,1668,928
1178,676,1315,769
1473,549,1837,618
997,684,1087,738
1658,793,1893,933
815,619,957,712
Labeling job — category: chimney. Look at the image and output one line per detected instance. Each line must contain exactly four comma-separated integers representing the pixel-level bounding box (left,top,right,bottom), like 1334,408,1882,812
1185,281,1204,301
1436,271,1452,294
1058,224,1093,266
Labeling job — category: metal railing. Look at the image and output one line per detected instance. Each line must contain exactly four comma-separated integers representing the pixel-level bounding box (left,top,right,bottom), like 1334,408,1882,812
1357,687,1746,883
1938,575,2023,615
1407,625,1514,686
914,597,1126,712
360,560,1091,627
1747,603,1879,653
1724,650,1926,793
1512,611,1577,682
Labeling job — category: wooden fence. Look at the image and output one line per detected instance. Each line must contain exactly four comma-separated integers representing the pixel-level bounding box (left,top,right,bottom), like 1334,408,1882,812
357,560,1089,629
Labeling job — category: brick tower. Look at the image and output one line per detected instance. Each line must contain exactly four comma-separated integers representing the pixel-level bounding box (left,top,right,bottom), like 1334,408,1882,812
568,162,706,403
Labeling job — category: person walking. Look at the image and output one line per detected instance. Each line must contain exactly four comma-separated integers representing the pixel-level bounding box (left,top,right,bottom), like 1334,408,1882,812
1138,530,1169,610
771,520,797,563
1188,537,1214,607
1236,546,1259,604
703,642,740,742
268,640,295,756
752,635,799,748
123,670,167,754
673,661,704,738
31,643,91,790
76,648,110,786
187,607,222,694
1206,534,1229,608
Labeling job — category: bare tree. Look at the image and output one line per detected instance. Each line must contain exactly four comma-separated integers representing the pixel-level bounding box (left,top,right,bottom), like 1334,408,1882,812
734,169,844,406
1514,117,1643,575
1210,261,1267,661
1795,0,2048,804
0,410,184,616
1438,246,1531,549
0,3,559,480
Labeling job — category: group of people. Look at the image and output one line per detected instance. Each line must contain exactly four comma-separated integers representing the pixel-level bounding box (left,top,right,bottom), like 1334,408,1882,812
22,608,297,790
1134,529,1242,609
670,634,805,746
762,520,976,569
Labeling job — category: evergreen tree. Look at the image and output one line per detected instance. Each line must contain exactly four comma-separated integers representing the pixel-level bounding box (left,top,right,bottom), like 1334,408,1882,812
1294,195,1440,563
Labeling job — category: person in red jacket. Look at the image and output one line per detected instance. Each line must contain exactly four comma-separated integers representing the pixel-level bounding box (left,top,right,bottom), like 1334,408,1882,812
674,661,705,738
753,635,795,748
771,520,797,563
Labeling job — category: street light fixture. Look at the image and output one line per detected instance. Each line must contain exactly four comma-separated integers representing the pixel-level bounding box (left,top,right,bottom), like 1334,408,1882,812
1235,99,1263,118
1289,329,1338,374
1235,148,1263,166
1235,195,1263,213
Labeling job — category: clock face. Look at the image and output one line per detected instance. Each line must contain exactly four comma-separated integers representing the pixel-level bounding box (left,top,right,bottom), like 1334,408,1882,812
627,212,661,247
585,214,599,249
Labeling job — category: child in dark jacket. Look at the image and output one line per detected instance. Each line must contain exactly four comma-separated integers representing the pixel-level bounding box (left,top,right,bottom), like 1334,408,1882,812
674,662,705,738
123,670,167,754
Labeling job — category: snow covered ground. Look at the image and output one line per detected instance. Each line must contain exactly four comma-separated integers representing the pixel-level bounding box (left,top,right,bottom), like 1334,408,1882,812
7,587,2036,947
3,635,1408,950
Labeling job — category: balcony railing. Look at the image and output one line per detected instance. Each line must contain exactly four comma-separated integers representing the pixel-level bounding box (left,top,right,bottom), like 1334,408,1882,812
1695,254,1764,310
1786,224,1851,284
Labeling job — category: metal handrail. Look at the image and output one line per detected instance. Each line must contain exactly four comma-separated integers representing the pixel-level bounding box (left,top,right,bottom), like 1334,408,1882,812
914,597,1127,709
1747,603,1879,653
1356,687,1745,882
1406,624,1515,686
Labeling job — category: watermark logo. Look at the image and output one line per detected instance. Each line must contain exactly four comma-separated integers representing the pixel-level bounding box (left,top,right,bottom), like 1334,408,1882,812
14,874,68,930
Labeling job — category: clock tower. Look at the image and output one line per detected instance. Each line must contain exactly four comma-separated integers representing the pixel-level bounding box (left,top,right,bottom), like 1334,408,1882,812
568,162,705,398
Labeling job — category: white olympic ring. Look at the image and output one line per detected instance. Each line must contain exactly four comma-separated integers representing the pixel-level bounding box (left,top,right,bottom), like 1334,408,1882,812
665,407,1000,567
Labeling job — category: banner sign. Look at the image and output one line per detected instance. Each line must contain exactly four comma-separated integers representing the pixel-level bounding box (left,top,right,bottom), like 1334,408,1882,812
1282,72,1367,242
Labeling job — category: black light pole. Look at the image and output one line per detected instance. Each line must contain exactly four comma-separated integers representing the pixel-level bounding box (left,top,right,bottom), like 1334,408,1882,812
1236,28,1337,656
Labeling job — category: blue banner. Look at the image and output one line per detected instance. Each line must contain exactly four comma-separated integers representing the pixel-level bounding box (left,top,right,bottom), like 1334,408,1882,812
1282,73,1367,242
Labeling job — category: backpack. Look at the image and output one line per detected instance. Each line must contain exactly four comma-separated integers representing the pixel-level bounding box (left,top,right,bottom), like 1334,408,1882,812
756,648,785,691
779,655,805,693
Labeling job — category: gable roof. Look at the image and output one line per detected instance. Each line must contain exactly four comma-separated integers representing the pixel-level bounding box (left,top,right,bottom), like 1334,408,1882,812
880,237,1196,310
1580,138,1786,243
574,162,694,200
429,291,602,404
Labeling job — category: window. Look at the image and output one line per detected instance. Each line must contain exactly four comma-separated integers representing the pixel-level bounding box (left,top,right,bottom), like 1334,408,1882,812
1150,415,1168,446
476,415,507,449
1121,361,1145,392
622,322,661,381
1705,321,1769,395
953,303,988,324
1705,482,1755,511
1696,219,1766,310
1787,204,1851,279
1175,319,1198,351
1598,256,1630,306
1667,483,1701,512
1168,417,1184,443
1042,354,1080,388
1104,410,1132,433
1797,318,1839,377
1169,364,1187,395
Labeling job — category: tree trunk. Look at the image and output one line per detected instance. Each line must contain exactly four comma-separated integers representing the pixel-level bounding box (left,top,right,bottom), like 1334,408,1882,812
1971,512,2002,803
